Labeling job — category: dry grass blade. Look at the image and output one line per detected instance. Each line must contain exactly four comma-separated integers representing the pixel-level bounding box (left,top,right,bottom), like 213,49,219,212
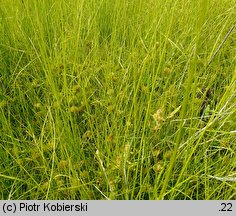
208,24,235,66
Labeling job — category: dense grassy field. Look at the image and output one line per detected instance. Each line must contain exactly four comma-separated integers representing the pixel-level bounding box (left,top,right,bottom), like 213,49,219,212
0,0,236,199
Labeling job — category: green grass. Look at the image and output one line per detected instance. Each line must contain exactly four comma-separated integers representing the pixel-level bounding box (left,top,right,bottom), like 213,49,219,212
0,0,236,200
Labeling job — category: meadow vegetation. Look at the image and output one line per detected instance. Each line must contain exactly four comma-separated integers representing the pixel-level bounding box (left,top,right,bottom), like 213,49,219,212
0,0,236,199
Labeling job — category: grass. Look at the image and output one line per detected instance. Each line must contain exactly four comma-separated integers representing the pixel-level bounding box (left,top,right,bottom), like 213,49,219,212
0,0,236,200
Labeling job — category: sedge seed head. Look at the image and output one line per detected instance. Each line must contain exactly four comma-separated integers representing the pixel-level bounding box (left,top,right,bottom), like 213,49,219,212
58,160,68,169
107,134,114,143
153,162,163,173
72,85,80,94
152,108,164,122
141,85,149,94
107,89,114,96
83,130,93,139
33,103,42,110
107,105,114,113
69,106,82,113
163,67,171,76
163,150,172,160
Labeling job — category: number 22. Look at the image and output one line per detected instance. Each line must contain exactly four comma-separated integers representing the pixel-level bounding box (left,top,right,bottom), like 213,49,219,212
221,203,232,211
